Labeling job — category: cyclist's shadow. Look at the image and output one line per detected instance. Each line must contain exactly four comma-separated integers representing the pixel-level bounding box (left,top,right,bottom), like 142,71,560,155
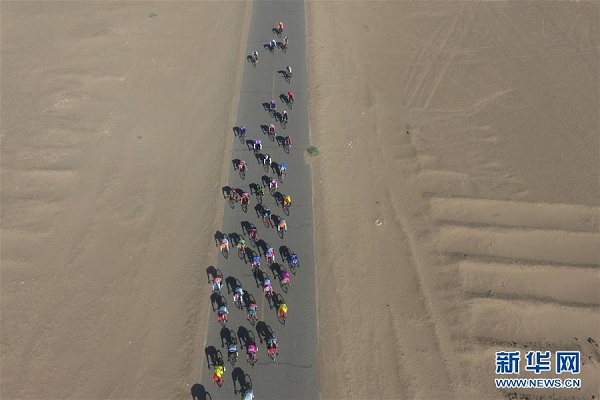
220,327,236,348
191,383,212,400
211,293,226,311
255,321,275,344
279,246,291,264
204,346,223,369
206,266,218,284
237,326,251,349
232,367,253,394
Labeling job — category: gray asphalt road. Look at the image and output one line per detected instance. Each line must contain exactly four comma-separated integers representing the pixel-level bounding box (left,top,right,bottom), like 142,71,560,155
200,1,317,399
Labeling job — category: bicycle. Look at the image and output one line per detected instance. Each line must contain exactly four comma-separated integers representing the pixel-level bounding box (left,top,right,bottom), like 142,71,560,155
255,188,264,204
251,53,258,67
263,214,272,228
220,242,229,259
282,202,291,216
233,292,244,310
246,350,257,366
217,310,229,327
241,197,249,213
280,276,291,293
239,165,247,180
283,138,291,154
239,129,247,144
288,257,300,275
277,308,288,325
237,243,246,260
268,129,275,142
268,346,278,362
229,193,238,209
277,223,286,239
228,348,239,365
247,308,258,325
265,253,275,265
269,107,278,118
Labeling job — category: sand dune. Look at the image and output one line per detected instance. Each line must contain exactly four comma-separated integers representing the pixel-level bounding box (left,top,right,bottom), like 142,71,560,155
308,1,599,399
1,2,249,398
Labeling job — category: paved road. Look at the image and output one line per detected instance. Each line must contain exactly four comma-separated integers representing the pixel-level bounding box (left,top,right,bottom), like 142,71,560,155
201,1,317,399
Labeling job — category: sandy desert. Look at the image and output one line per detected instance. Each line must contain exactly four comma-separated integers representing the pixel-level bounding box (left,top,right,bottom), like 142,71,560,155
2,1,599,399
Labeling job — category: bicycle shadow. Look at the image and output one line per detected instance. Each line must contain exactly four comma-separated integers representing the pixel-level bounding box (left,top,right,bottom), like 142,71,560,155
270,262,283,279
273,191,284,205
220,327,235,348
279,246,291,264
237,326,250,349
240,221,255,235
205,346,223,369
225,276,239,294
190,383,211,400
256,240,268,256
232,367,253,394
211,293,227,311
214,231,227,247
255,321,275,344
253,268,266,289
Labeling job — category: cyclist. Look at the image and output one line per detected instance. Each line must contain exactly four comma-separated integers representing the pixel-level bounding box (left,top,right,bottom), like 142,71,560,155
277,303,288,319
251,255,261,270
283,36,288,48
247,343,258,363
280,270,291,286
283,195,292,208
278,219,287,232
268,123,276,135
253,139,262,152
237,237,246,250
263,278,273,297
234,286,245,306
288,91,294,103
284,136,292,148
279,162,287,175
263,153,272,166
269,39,276,50
238,160,248,171
217,305,228,323
212,364,225,386
220,237,229,252
212,276,222,292
241,192,250,206
286,66,292,77
277,21,284,33
249,227,258,241
256,185,265,198
270,100,276,111
239,125,247,136
265,247,275,263
267,336,278,352
282,110,288,123
229,189,238,202
263,207,272,223
247,301,258,320
252,51,258,62
289,253,299,266
269,177,278,191
228,341,238,362
242,389,254,400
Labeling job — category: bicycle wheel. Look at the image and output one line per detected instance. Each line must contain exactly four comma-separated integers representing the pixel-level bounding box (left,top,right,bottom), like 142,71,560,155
277,227,285,239
283,143,290,154
239,168,245,179
256,193,263,204
219,315,228,327
263,217,270,228
279,172,286,182
269,185,276,195
222,247,229,259
239,133,246,144
263,162,270,173
238,247,245,260
241,202,248,213
289,262,297,275
229,197,236,209
268,350,276,362
283,204,289,216
269,131,275,142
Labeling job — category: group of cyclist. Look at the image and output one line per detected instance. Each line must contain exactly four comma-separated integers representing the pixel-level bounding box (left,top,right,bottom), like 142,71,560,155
212,21,304,399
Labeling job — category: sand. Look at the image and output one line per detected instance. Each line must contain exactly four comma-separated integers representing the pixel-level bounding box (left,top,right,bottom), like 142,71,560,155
2,1,599,399
1,2,249,398
307,1,599,399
